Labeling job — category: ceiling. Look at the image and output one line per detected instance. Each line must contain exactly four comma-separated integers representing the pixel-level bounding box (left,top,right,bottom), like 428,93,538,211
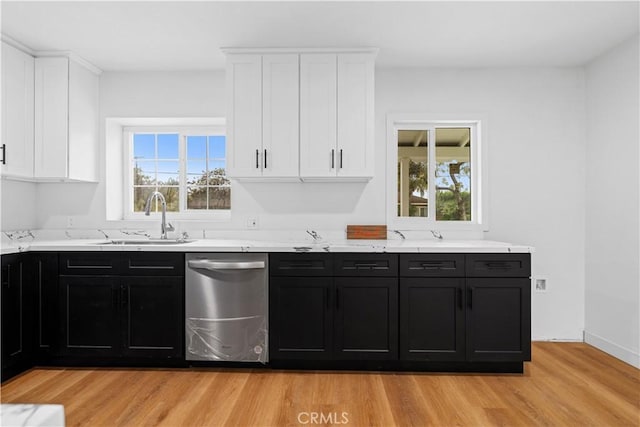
1,1,638,71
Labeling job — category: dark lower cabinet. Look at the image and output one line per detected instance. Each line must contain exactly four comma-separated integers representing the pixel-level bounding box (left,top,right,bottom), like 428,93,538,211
2,253,58,381
122,277,183,358
466,278,531,362
334,277,397,360
400,278,465,361
398,254,531,368
58,275,184,360
56,252,185,363
270,253,398,362
59,276,120,357
1,254,32,381
270,277,333,360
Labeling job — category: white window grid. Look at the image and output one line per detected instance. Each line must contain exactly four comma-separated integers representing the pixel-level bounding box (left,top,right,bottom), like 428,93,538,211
123,126,230,220
386,116,486,231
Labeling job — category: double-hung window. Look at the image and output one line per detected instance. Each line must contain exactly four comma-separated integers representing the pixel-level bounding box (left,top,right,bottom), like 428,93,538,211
124,126,230,219
387,115,486,231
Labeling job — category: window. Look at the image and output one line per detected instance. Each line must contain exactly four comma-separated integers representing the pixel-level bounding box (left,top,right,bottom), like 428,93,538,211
125,126,230,218
387,116,485,230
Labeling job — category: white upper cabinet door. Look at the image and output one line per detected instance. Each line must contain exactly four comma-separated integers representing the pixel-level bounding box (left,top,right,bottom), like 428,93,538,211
68,59,99,182
34,57,69,179
262,54,299,178
336,53,375,179
34,56,99,182
1,42,35,179
226,54,262,178
299,54,337,179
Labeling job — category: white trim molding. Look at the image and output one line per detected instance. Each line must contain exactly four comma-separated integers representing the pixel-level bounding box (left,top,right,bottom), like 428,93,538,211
221,47,379,56
584,331,640,369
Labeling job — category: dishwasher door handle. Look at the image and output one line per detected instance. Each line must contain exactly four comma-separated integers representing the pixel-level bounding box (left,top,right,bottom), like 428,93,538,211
188,260,266,270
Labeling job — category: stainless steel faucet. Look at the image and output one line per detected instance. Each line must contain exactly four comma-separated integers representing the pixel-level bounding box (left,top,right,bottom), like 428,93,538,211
306,229,321,242
391,230,406,240
144,191,175,239
430,230,443,240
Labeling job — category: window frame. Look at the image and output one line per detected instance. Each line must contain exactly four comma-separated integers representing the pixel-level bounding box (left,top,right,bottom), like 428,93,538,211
386,114,488,231
123,125,231,221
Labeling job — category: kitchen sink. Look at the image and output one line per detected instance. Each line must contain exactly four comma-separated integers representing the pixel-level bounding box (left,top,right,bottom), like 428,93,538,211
96,239,194,245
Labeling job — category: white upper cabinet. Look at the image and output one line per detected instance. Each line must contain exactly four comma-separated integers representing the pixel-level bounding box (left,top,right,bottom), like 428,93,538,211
1,42,35,180
262,54,299,179
335,53,375,179
34,56,99,182
299,54,337,179
225,48,376,182
226,54,262,178
299,52,375,181
226,53,299,180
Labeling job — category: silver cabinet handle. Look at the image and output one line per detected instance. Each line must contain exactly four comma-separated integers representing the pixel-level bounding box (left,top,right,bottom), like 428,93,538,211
188,260,266,270
331,149,335,169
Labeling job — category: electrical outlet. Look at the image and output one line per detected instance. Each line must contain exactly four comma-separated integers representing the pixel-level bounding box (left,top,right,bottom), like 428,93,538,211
246,217,258,229
66,216,74,228
534,278,548,292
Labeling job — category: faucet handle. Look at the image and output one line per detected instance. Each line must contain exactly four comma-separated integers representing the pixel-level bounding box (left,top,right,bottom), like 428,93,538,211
166,222,175,232
430,230,443,240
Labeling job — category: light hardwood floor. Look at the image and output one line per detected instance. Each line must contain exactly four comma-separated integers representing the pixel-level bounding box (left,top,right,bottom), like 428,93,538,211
1,343,639,426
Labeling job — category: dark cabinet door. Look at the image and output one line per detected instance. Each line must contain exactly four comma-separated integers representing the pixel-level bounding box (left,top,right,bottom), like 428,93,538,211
400,278,465,361
121,277,184,359
334,277,398,360
269,277,333,360
59,276,120,357
466,278,531,362
1,255,30,379
33,253,59,361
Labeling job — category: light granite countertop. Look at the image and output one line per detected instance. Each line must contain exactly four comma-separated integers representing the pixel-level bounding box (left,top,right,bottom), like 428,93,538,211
1,237,533,255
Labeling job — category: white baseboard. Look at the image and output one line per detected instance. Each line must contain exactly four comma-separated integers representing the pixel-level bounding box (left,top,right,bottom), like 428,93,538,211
584,331,640,369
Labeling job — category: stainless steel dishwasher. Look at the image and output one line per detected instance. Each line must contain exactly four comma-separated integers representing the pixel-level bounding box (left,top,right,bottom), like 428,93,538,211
185,253,268,363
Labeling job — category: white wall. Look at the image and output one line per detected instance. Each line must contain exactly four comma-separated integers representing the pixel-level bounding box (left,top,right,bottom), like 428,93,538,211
585,35,640,367
37,69,387,233
377,68,587,341
1,180,37,230
26,66,589,341
34,71,225,230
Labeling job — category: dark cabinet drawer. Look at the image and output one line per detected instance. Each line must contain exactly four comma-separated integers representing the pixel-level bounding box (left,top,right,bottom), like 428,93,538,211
465,254,531,278
270,253,332,277
399,254,465,277
333,254,398,277
60,252,185,276
59,252,121,275
122,252,184,276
